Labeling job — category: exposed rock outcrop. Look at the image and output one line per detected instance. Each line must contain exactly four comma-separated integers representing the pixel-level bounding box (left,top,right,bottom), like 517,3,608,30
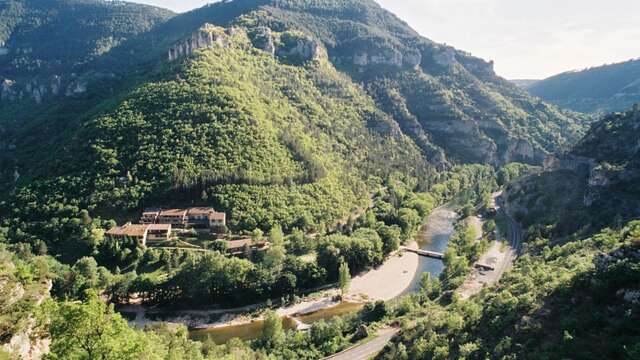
276,31,324,63
543,155,595,174
433,46,457,68
351,47,421,69
168,24,233,61
168,24,325,65
1,75,91,104
250,27,276,56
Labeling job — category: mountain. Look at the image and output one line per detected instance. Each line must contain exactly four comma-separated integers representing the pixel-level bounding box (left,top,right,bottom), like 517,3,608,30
1,0,585,165
528,58,640,114
0,0,586,257
504,104,640,240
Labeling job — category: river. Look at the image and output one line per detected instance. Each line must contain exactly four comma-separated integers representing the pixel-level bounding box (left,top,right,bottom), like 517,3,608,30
185,205,458,344
405,205,457,293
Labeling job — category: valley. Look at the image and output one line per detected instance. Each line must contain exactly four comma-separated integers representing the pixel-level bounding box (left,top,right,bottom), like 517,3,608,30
0,1,638,360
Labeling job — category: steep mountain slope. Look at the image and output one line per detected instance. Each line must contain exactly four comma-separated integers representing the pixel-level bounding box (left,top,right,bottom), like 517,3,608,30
528,59,640,114
505,104,640,240
0,25,432,257
2,0,585,169
0,0,175,167
173,0,585,166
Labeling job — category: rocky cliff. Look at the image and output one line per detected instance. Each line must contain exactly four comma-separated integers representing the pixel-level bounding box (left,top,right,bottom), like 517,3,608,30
168,24,326,65
504,105,640,239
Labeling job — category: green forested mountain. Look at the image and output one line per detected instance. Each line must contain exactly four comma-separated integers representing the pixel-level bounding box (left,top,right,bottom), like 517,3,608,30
0,1,637,359
0,0,175,169
527,59,640,114
2,0,585,168
0,0,174,79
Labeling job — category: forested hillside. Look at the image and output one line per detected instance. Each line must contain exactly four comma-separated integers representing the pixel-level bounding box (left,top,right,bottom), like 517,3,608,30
528,59,640,114
0,1,637,359
0,0,174,98
1,0,585,175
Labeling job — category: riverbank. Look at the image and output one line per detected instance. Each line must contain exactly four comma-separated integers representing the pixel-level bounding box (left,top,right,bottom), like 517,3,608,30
348,241,420,301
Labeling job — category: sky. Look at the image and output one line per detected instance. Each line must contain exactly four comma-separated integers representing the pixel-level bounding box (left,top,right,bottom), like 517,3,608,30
131,0,640,79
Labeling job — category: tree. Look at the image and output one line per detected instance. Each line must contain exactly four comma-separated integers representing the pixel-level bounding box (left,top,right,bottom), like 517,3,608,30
251,229,264,244
42,290,159,360
377,224,401,255
268,225,284,247
260,310,284,349
264,225,286,271
338,260,351,296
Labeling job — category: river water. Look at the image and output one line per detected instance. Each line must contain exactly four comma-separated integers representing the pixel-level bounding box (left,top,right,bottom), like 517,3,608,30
404,206,457,293
187,206,458,344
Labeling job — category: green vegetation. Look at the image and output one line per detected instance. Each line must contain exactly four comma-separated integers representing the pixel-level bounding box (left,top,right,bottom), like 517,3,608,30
440,223,488,291
379,221,640,360
0,0,174,79
338,261,351,296
0,1,634,359
376,104,640,360
506,105,640,240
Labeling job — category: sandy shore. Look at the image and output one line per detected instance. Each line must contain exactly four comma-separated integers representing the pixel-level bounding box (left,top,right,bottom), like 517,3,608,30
348,242,421,301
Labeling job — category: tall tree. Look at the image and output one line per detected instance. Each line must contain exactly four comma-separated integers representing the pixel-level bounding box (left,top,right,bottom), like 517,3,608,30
338,260,351,297
260,310,284,349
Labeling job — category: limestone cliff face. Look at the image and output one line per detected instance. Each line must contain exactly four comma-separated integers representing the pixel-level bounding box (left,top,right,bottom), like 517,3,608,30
1,75,90,104
276,31,324,64
168,24,233,61
168,24,325,65
348,44,422,69
1,280,52,360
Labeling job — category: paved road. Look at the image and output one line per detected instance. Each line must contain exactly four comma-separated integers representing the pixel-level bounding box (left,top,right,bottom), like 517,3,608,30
323,328,399,360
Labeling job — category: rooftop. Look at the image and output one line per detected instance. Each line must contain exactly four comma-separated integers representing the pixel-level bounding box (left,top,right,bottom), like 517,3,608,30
106,223,149,238
148,224,172,231
187,207,216,216
159,209,187,217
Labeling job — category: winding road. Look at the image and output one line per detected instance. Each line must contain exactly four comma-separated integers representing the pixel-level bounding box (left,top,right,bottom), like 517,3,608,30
323,328,399,360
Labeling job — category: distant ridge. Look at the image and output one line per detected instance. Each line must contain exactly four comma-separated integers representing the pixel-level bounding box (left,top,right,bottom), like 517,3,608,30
527,58,640,114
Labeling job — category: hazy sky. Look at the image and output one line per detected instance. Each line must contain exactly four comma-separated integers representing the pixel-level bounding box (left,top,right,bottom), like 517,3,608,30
131,0,640,79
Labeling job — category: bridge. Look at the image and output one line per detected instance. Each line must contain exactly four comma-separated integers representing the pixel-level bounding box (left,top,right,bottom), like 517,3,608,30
400,246,445,260
400,247,496,271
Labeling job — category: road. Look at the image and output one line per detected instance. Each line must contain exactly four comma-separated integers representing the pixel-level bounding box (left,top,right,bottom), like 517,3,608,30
458,192,522,298
323,328,399,360
327,192,524,359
